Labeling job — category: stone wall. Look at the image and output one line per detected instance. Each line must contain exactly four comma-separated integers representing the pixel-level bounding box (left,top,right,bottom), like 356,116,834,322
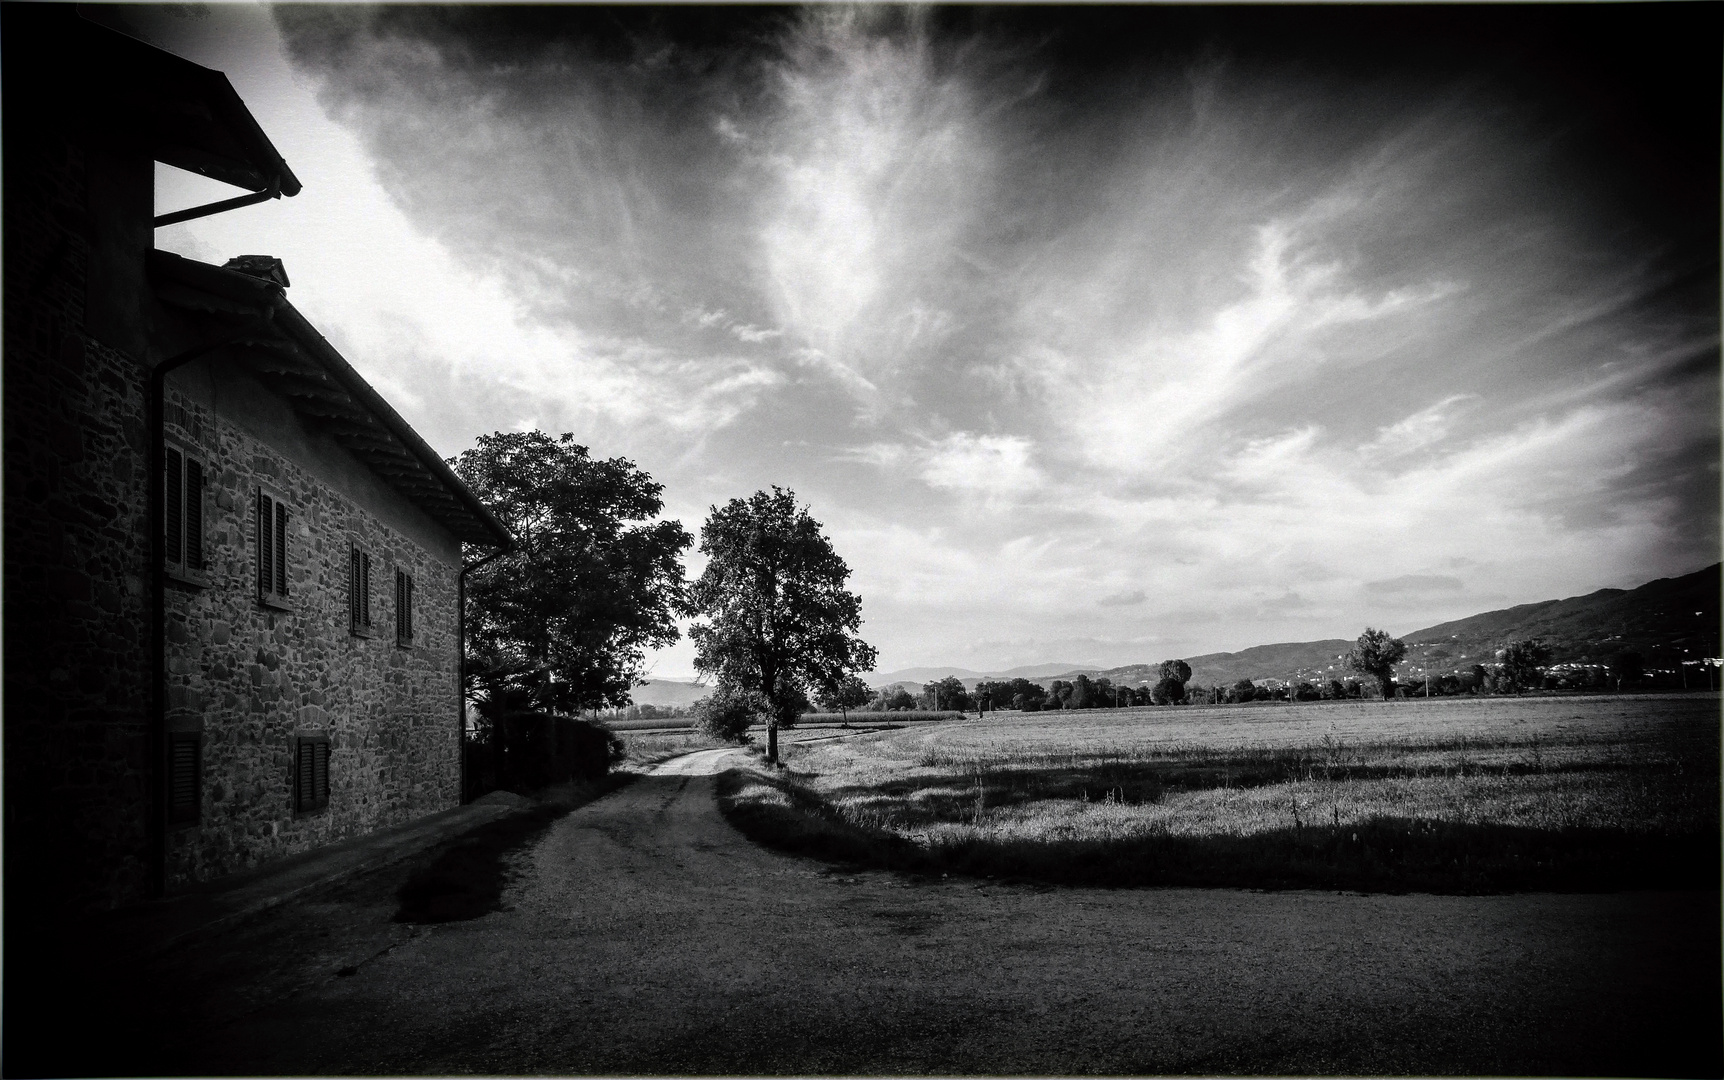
5,119,467,908
4,126,157,911
161,387,461,887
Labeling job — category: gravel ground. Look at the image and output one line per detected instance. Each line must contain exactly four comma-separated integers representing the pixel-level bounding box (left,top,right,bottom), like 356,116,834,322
105,748,1721,1075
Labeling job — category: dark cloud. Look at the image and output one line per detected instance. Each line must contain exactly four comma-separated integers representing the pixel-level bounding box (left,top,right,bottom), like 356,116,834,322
248,4,1717,671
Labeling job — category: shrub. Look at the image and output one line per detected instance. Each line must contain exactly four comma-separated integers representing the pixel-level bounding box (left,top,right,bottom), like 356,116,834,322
693,684,771,743
495,711,623,791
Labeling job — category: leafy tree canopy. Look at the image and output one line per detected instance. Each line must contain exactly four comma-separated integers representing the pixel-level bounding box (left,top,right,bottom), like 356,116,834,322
1348,627,1408,700
688,488,877,758
1158,659,1192,685
1608,649,1644,690
1498,637,1552,693
818,674,875,718
452,431,692,716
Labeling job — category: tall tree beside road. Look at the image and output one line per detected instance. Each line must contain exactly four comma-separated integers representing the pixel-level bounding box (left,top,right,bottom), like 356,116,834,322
452,431,692,716
688,488,878,764
1348,627,1408,700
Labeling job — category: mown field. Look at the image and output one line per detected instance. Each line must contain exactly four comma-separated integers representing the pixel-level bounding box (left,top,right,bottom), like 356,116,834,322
612,713,959,765
718,694,1720,892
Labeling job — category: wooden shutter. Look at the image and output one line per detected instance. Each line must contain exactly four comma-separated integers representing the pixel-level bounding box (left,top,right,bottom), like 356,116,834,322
273,501,288,596
360,552,371,626
349,548,361,630
312,741,329,805
296,738,329,812
168,733,200,823
295,739,313,810
165,448,183,565
396,570,413,644
185,459,204,571
257,491,273,596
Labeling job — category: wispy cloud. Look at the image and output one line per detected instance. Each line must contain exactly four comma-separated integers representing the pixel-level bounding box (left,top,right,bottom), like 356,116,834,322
139,4,1714,675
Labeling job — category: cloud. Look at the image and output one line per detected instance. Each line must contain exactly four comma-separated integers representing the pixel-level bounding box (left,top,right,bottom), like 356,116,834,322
1098,589,1147,607
1365,575,1466,595
134,4,1716,678
918,433,1042,497
1360,395,1476,458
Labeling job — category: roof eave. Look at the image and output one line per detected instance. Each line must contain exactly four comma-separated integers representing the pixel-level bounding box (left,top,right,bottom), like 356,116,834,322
148,252,511,551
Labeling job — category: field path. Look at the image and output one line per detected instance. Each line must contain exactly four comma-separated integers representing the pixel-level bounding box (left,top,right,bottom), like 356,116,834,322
162,749,1718,1076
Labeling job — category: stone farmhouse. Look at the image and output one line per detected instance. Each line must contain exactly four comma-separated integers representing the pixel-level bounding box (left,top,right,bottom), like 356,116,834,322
4,9,512,912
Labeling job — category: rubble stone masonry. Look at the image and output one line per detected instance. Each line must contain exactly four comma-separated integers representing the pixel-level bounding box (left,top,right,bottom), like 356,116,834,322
5,122,464,908
4,133,159,910
160,384,461,889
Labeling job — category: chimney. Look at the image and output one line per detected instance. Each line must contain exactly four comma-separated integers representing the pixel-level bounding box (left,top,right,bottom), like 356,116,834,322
221,255,290,288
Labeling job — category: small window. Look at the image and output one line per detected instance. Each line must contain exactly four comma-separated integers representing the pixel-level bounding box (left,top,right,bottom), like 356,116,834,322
395,569,413,646
168,732,201,824
256,490,289,603
349,547,372,635
164,447,205,576
294,737,329,813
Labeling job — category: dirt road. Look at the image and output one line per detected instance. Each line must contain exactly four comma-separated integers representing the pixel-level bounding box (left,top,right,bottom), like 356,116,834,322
136,750,1717,1075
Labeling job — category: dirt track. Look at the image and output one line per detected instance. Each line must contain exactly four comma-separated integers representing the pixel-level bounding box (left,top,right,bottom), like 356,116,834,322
147,749,1718,1075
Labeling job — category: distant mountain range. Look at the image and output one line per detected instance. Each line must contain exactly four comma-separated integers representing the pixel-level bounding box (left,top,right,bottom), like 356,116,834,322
864,662,1091,688
627,676,711,708
859,564,1720,693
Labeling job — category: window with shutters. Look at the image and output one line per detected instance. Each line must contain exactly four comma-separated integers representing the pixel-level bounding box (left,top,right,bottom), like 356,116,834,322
349,546,373,636
255,489,292,609
395,569,414,646
293,736,330,814
168,732,201,825
164,446,207,587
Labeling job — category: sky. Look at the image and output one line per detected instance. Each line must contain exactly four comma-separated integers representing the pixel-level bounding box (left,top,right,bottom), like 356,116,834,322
116,4,1719,679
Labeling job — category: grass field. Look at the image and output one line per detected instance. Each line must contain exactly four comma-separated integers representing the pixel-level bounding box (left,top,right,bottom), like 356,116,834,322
718,694,1720,892
613,714,955,765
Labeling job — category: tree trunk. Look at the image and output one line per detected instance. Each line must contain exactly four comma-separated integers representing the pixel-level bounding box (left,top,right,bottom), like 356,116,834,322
766,719,779,765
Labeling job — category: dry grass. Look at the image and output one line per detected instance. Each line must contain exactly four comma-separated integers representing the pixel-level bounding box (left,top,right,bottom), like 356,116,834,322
721,694,1719,892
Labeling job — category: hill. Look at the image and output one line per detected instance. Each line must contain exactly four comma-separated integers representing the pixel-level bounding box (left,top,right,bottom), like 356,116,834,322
872,564,1720,695
1402,563,1719,669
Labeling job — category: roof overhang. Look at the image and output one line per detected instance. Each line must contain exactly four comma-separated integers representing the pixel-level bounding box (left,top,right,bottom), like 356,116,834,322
6,8,303,197
149,251,511,551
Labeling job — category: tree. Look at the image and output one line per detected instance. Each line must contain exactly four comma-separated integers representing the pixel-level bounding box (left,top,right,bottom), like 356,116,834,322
1498,638,1551,693
1048,680,1074,709
818,675,874,721
1154,659,1191,704
881,687,915,711
1609,650,1644,691
688,488,877,764
1347,627,1408,701
922,676,971,712
1228,678,1256,704
453,431,691,718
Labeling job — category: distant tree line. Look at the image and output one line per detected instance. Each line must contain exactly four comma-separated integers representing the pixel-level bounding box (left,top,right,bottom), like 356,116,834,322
845,632,1681,719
